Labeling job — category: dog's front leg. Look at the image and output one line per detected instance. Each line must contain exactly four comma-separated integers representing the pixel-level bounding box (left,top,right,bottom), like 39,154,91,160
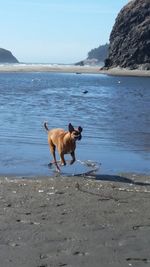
70,151,76,165
59,152,66,166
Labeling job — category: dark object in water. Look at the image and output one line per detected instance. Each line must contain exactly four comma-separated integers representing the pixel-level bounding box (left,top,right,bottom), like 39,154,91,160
76,72,81,75
83,90,88,94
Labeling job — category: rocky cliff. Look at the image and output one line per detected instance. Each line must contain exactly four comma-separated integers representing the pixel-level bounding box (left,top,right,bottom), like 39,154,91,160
105,0,150,70
0,48,19,63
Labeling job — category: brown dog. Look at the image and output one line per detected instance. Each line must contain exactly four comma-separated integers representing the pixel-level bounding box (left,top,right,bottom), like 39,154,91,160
44,122,83,171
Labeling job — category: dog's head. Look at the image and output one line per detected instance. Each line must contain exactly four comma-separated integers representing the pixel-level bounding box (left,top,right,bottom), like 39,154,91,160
68,123,83,141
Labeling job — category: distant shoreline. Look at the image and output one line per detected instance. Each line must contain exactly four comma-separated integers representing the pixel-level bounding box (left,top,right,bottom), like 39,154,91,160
0,64,150,77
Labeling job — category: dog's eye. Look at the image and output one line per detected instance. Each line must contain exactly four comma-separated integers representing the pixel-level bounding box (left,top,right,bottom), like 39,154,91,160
74,132,79,136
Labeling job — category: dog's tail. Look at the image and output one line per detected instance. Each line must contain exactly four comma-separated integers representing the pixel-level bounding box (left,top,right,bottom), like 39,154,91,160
44,122,49,132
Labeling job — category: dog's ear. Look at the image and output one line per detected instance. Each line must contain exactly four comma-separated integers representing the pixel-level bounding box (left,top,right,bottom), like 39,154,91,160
78,126,83,133
68,123,74,133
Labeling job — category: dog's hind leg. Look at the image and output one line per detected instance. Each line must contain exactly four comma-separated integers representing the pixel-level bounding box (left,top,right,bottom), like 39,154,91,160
49,140,60,171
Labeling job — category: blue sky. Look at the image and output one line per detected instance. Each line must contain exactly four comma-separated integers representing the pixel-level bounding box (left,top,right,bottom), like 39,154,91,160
0,0,128,63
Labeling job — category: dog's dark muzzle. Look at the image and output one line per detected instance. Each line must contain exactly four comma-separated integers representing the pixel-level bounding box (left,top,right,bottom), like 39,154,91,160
76,134,82,141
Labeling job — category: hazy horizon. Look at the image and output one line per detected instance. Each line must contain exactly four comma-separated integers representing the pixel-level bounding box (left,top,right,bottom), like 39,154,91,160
0,0,128,64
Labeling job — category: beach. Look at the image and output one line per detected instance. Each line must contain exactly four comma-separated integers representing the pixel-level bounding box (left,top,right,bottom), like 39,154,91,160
0,65,150,266
0,64,150,77
0,173,150,267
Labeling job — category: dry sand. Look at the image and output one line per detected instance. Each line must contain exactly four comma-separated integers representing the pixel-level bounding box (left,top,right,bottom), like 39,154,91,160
0,173,150,267
0,64,150,77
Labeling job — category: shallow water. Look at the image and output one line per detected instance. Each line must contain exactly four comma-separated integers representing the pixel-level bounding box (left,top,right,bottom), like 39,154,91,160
0,72,149,176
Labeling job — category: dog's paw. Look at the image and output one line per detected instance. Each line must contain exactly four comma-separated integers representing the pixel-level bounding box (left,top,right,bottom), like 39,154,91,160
60,162,66,166
48,162,53,168
70,159,75,165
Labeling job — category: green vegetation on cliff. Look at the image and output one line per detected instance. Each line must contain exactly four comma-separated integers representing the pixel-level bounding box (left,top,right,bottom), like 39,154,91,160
87,43,109,62
75,43,109,66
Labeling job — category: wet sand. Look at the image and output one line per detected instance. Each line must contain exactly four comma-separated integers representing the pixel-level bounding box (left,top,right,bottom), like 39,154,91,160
0,64,150,77
0,173,150,267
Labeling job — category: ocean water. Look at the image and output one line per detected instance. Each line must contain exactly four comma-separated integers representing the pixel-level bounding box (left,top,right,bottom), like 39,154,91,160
0,71,149,176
